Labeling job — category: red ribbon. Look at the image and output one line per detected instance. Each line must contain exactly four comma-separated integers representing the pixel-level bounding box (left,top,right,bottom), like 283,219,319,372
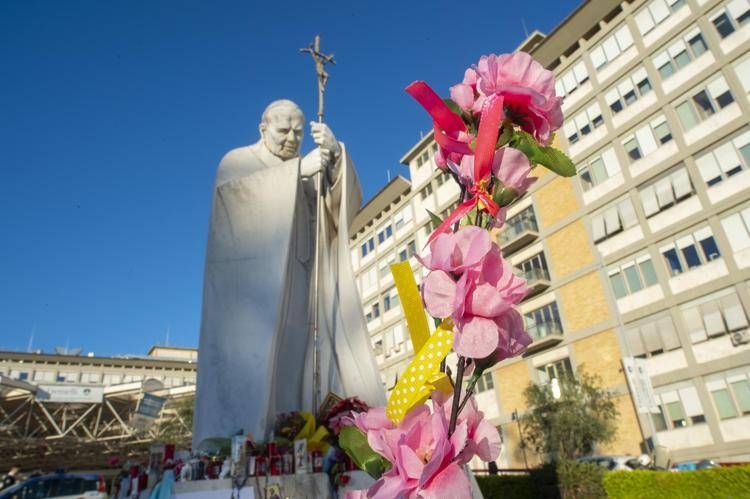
405,82,505,246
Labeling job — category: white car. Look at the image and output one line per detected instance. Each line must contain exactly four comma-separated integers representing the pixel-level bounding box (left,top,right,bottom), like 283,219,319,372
0,473,107,498
577,455,642,471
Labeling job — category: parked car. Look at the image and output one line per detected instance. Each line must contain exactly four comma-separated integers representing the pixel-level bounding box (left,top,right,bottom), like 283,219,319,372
577,455,643,471
671,459,720,471
0,472,107,499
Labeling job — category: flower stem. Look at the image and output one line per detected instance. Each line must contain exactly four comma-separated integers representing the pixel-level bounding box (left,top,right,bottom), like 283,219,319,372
457,376,480,415
448,356,465,436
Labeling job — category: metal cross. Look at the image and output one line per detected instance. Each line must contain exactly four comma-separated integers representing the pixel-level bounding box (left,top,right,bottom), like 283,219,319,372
300,35,336,123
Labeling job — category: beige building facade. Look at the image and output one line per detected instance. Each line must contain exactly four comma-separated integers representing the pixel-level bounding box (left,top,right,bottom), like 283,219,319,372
349,0,750,467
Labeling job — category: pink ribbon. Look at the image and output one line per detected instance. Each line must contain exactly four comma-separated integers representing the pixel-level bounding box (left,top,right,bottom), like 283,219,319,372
406,80,506,245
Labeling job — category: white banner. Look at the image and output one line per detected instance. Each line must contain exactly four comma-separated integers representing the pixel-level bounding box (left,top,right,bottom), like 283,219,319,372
36,384,104,403
622,357,659,413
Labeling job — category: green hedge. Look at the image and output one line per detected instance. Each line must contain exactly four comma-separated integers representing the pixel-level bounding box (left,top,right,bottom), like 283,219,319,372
604,466,750,499
476,474,536,499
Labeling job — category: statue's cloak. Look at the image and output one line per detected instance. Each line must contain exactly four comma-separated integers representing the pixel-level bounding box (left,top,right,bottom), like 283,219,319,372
193,143,385,447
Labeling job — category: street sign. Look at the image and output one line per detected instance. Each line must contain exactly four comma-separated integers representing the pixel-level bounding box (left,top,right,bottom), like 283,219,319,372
36,384,104,403
622,357,660,414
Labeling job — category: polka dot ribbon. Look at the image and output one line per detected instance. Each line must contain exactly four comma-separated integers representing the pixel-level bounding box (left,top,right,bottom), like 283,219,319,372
385,262,454,423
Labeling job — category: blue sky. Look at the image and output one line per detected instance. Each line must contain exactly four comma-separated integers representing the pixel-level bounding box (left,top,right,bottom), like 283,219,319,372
0,0,580,356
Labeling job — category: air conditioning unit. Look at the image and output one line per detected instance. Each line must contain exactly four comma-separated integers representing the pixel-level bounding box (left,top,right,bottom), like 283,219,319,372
730,329,750,346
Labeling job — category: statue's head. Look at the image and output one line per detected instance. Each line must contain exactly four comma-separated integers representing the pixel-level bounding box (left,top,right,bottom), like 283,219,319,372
259,100,304,160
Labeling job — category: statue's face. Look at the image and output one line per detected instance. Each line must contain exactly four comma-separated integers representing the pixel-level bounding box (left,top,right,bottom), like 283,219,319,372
260,106,304,160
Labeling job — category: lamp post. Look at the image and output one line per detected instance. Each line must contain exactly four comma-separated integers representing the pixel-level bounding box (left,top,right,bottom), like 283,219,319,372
512,409,529,470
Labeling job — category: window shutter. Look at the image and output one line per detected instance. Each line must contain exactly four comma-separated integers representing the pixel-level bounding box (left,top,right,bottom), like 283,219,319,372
604,207,621,235
650,0,670,24
636,126,658,156
679,387,703,417
635,9,655,34
658,316,680,350
655,177,675,207
619,199,638,227
573,61,588,83
696,153,723,183
626,327,646,357
714,142,741,173
642,322,662,353
592,214,606,242
702,302,726,337
720,214,750,252
722,293,748,330
641,186,660,217
615,25,634,50
672,168,692,199
603,36,620,61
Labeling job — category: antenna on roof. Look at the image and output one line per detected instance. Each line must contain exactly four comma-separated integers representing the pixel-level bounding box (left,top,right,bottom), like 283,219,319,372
27,324,35,353
387,169,391,182
522,18,529,39
165,325,171,347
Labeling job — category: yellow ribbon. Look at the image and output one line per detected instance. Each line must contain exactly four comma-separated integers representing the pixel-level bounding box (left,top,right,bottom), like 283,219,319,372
294,411,330,452
386,262,454,423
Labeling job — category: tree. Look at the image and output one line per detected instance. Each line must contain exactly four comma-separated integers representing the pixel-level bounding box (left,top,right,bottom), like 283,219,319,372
154,395,194,445
520,371,618,462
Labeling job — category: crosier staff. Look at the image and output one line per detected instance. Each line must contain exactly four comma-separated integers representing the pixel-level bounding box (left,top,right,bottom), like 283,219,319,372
299,35,336,413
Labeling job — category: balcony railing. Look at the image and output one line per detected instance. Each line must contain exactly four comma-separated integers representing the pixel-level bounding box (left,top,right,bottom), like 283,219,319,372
500,217,539,255
524,319,564,354
519,267,551,299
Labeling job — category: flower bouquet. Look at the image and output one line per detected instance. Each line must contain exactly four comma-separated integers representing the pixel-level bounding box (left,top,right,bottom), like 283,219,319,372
339,52,575,498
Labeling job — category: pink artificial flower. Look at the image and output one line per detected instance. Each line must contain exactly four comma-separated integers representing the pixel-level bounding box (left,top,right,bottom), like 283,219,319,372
421,232,529,359
356,400,472,498
475,52,563,145
431,391,502,464
449,68,485,114
492,146,536,195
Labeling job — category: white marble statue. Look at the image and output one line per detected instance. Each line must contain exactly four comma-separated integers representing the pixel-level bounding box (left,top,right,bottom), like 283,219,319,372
193,100,385,447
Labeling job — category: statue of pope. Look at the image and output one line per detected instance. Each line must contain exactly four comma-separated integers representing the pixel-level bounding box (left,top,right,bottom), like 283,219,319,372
193,100,385,447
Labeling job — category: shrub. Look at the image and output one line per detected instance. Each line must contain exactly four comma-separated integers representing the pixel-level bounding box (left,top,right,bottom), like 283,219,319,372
556,458,606,499
604,466,750,499
476,474,536,499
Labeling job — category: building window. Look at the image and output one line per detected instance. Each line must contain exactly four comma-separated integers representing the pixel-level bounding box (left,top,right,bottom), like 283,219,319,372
589,25,634,70
591,198,638,243
372,337,384,357
18,372,28,381
721,207,750,254
524,302,562,340
361,266,377,291
707,370,750,420
537,358,573,384
680,287,748,343
659,226,721,277
605,67,652,114
475,371,495,393
710,0,750,39
57,372,78,383
695,130,750,187
361,237,375,257
378,253,396,279
620,115,673,165
555,61,589,98
420,183,433,200
608,255,659,299
736,58,750,94
634,0,687,36
103,373,122,385
394,206,413,230
652,28,709,81
383,289,399,312
640,165,693,218
625,314,680,358
377,224,393,244
579,148,620,191
516,252,549,279
675,76,735,132
652,385,706,431
33,371,55,382
81,372,101,384
398,240,417,261
563,103,603,144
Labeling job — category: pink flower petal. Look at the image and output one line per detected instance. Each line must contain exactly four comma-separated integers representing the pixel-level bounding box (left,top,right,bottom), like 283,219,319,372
466,282,512,318
419,462,471,499
450,83,475,113
472,419,503,462
421,271,458,318
492,147,532,194
454,316,499,358
452,226,492,271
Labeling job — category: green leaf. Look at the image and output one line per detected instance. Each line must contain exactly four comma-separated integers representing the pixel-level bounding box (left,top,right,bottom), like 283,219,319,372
442,98,462,116
496,123,513,148
338,426,391,479
510,130,576,177
425,209,443,230
492,185,518,207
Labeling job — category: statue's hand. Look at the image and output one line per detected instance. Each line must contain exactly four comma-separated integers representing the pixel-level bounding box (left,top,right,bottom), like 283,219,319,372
310,121,341,160
301,148,325,177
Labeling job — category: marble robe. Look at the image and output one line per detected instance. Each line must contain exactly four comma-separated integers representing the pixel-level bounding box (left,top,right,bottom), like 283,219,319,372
193,142,385,447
